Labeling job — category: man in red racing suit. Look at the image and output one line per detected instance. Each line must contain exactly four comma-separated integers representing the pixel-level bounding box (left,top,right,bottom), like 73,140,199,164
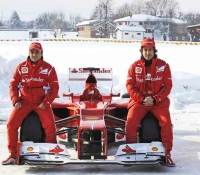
126,38,175,166
2,42,59,165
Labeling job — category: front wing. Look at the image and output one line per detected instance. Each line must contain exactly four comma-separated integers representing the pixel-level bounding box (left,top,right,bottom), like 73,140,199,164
19,141,165,166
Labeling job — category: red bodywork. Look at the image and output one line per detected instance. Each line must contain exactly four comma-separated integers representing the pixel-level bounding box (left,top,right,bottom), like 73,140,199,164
52,68,127,160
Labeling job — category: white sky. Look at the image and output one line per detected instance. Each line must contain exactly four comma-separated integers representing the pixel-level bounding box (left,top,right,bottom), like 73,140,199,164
0,0,199,21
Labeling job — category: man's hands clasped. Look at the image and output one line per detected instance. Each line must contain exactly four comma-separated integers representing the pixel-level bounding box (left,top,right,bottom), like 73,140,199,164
142,96,155,106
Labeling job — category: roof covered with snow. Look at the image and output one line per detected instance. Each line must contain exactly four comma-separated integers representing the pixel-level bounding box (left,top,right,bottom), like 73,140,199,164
114,14,185,24
116,26,146,32
186,24,200,28
76,20,96,26
114,14,162,22
164,18,186,24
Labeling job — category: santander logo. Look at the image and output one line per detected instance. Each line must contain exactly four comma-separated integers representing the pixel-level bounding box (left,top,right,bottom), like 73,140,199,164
71,68,111,73
71,68,78,73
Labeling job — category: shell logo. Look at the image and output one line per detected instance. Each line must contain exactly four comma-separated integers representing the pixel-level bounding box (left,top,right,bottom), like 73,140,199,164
22,67,28,73
152,147,158,151
135,67,142,73
27,147,34,151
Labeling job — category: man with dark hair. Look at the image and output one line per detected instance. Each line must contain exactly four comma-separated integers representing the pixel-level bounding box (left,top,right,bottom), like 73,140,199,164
2,42,59,165
126,38,175,166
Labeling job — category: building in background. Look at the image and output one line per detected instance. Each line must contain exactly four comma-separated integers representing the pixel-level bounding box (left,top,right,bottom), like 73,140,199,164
186,24,200,42
114,14,187,41
76,20,103,38
75,14,188,41
115,26,145,40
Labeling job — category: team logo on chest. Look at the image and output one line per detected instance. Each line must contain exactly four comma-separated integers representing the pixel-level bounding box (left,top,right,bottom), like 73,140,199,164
21,67,28,74
135,67,142,74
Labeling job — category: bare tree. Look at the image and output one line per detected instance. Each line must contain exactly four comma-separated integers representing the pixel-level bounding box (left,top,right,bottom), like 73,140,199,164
114,3,132,19
113,0,145,19
142,18,162,39
90,0,115,38
69,14,83,31
144,0,179,17
53,12,66,30
183,13,200,25
177,11,184,20
165,0,179,18
36,12,56,29
131,0,145,14
159,18,173,37
144,0,160,16
62,21,71,31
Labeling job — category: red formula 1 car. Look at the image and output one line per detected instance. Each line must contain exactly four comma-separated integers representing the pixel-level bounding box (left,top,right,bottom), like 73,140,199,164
17,67,166,166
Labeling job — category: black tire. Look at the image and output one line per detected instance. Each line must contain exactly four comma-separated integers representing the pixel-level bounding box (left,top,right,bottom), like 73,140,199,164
121,93,161,143
121,93,130,98
20,111,45,143
19,158,26,165
139,112,161,143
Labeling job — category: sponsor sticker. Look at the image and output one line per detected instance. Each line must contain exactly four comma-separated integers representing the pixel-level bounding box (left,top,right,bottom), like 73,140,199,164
135,67,142,73
71,68,111,73
122,145,136,153
21,67,28,74
156,66,165,73
39,68,48,74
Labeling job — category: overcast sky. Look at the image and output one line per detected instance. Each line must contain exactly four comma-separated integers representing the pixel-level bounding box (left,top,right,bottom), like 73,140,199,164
0,0,200,21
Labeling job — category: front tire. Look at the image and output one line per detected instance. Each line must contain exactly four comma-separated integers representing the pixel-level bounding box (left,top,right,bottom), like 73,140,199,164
20,111,45,143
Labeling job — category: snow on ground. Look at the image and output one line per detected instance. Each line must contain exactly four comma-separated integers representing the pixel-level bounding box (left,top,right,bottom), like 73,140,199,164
0,30,78,39
0,40,200,124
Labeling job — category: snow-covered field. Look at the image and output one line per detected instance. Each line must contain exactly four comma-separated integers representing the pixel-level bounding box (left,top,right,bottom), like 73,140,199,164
0,40,200,124
0,32,200,174
0,30,78,40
